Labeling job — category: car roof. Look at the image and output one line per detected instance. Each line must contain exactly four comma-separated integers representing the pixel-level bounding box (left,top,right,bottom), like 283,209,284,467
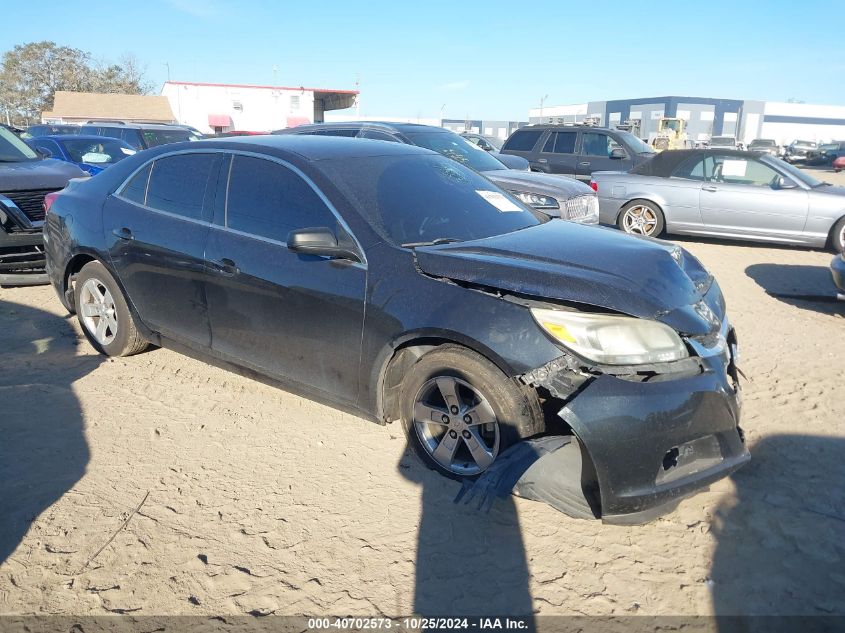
196,134,435,161
82,122,192,131
630,149,767,177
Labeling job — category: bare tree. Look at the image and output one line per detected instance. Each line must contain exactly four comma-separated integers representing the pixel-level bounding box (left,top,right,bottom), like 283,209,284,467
0,42,152,125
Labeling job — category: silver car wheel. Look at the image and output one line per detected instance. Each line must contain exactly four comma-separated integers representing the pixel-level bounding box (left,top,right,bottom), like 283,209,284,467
412,376,500,476
622,205,658,236
79,278,118,345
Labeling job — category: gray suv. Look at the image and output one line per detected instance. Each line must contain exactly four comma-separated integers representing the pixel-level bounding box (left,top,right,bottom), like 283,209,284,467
501,125,656,181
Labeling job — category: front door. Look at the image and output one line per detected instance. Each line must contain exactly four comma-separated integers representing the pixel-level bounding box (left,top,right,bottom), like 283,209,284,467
576,131,623,181
104,152,222,347
204,154,367,404
699,155,809,237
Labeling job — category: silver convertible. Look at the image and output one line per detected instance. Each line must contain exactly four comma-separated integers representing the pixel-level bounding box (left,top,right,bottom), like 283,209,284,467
592,149,845,252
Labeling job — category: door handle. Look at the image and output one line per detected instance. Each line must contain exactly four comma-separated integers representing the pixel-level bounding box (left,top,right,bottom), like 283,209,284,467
112,227,133,240
578,161,591,166
209,257,239,276
537,158,548,163
702,185,718,192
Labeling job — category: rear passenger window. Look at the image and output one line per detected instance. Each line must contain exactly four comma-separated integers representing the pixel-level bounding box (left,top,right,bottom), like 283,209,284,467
120,163,152,204
543,131,577,154
502,130,543,152
226,156,337,241
145,153,218,220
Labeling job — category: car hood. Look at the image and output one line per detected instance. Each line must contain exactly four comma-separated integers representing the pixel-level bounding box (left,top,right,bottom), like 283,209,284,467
0,158,88,190
482,169,594,198
414,221,719,336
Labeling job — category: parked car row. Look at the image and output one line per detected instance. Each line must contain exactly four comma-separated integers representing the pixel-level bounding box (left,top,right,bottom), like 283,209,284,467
43,134,748,522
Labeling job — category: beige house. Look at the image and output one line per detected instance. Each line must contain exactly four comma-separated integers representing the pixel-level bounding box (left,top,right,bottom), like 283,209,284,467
42,91,176,124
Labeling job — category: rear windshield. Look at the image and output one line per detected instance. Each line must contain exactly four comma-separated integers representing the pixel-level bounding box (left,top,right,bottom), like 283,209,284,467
61,138,136,165
142,129,200,148
318,154,540,247
750,139,776,147
710,137,736,146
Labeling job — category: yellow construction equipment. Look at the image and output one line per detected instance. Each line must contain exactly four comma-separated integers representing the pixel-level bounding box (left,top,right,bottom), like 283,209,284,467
651,117,690,151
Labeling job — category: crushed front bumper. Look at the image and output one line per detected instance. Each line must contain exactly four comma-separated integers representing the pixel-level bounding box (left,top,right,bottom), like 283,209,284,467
526,325,748,523
0,229,48,286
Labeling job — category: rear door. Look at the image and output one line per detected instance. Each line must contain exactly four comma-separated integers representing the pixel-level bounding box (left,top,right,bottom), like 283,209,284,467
500,128,545,168
204,153,366,404
699,154,809,236
536,130,578,175
105,151,222,347
576,131,622,181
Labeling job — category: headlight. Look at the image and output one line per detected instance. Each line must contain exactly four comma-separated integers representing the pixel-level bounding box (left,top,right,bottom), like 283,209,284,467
510,191,559,210
530,309,689,365
563,195,599,224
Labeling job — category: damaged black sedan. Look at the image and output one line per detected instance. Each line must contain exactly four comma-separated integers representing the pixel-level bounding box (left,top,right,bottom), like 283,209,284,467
44,135,748,523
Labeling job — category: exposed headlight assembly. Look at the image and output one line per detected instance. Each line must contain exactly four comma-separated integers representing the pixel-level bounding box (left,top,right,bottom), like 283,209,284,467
510,191,559,210
531,309,689,365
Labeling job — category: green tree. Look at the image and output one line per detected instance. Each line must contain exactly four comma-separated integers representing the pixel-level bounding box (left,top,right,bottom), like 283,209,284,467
0,41,152,125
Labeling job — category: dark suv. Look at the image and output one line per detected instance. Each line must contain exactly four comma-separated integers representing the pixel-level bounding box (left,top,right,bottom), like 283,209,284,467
0,126,86,285
501,125,655,181
79,122,201,151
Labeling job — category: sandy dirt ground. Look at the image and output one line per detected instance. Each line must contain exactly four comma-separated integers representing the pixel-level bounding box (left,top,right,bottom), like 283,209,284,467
1,168,844,618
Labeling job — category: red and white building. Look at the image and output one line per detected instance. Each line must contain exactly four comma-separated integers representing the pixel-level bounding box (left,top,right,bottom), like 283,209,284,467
160,81,358,134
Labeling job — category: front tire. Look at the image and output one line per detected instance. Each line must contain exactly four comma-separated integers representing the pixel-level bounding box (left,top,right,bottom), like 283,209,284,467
399,345,545,480
74,261,149,357
618,200,665,237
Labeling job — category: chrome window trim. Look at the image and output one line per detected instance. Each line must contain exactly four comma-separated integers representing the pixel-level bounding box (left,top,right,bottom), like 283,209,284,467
112,147,367,267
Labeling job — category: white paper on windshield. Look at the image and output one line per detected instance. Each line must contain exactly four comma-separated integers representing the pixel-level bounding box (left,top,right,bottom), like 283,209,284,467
120,147,137,155
722,159,747,177
81,152,110,164
476,190,521,212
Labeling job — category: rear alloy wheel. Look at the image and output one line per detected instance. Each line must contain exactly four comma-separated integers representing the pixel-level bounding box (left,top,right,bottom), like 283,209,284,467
75,261,149,357
400,345,545,479
618,200,665,237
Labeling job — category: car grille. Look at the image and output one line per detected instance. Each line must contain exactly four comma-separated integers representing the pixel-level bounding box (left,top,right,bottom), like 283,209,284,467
0,189,55,222
563,195,599,223
0,244,45,274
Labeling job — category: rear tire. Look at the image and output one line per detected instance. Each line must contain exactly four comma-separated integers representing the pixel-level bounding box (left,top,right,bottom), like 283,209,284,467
74,261,149,357
830,217,845,254
618,200,665,238
399,345,545,480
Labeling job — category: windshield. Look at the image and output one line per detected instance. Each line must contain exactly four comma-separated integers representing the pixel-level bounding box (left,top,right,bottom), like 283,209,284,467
404,131,508,172
616,130,655,154
793,140,816,148
750,139,776,147
764,155,824,187
142,129,200,148
319,154,540,247
710,137,736,147
0,127,39,161
62,138,136,165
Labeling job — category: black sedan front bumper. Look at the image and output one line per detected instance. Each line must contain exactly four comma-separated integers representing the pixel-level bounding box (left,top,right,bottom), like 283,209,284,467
529,326,747,523
831,254,845,297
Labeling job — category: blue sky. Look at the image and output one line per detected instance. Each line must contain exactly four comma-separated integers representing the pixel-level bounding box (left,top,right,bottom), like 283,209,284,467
2,0,843,120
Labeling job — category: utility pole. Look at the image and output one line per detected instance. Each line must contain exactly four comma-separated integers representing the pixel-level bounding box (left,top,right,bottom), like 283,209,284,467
354,74,361,118
273,65,278,84
164,62,170,82
539,94,549,121
440,103,446,125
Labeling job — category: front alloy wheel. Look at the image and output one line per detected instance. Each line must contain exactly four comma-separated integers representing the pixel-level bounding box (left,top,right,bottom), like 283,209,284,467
622,204,659,236
413,376,500,476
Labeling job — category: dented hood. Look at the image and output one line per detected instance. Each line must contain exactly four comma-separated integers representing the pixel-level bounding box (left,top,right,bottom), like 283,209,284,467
414,221,719,335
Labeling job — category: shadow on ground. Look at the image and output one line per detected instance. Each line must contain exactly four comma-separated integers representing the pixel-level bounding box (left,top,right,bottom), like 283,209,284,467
745,263,843,315
399,448,534,619
711,434,845,618
0,297,100,565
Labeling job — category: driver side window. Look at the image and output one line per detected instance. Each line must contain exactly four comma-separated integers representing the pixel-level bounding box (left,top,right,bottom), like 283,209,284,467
711,156,779,187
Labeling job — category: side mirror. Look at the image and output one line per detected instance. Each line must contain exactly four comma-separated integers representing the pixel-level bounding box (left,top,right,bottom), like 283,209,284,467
35,147,51,158
774,176,797,190
609,148,627,159
287,227,361,262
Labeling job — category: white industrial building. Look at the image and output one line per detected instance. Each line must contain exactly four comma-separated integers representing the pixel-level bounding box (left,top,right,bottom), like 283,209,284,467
529,96,845,146
161,81,358,134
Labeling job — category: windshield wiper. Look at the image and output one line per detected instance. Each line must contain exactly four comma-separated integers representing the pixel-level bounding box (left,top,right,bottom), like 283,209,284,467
401,237,462,248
